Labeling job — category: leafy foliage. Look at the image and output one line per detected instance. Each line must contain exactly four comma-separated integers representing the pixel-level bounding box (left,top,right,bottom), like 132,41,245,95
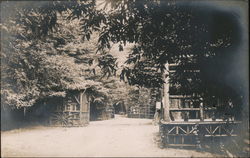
1,0,247,118
62,0,245,119
92,0,245,114
0,2,114,109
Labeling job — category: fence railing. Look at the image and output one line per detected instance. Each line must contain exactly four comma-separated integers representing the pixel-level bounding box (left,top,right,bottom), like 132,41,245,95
127,107,154,119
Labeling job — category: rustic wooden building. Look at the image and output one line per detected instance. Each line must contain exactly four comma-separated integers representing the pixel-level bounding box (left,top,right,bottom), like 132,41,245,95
160,63,242,148
20,89,113,127
49,90,90,127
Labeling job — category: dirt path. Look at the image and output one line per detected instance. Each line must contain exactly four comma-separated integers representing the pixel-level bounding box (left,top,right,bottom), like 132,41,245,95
1,115,220,157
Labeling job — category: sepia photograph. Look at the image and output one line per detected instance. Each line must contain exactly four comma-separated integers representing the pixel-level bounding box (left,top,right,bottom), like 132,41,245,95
1,0,249,157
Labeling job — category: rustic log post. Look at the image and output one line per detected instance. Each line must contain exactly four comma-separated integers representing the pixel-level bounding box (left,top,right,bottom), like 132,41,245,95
163,62,171,122
199,98,204,121
159,124,166,148
79,91,83,124
23,107,26,117
87,94,90,124
194,123,202,149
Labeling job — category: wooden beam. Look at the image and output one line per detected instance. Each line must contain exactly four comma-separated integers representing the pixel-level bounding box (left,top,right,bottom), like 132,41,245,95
169,95,193,98
166,144,197,147
79,92,83,123
87,94,90,124
169,63,179,66
170,108,200,111
199,98,204,121
74,95,81,105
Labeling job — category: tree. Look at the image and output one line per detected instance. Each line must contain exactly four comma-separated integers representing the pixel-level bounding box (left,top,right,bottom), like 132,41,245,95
92,0,246,117
1,0,247,119
0,1,112,109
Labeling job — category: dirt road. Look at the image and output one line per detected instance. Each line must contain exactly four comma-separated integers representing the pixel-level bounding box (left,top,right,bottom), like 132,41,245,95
1,115,219,157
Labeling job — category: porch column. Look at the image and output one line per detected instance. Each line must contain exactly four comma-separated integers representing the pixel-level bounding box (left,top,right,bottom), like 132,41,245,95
163,62,171,122
79,91,83,123
199,98,204,121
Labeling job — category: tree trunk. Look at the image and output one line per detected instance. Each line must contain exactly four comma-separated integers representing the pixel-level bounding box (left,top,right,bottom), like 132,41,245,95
163,62,170,122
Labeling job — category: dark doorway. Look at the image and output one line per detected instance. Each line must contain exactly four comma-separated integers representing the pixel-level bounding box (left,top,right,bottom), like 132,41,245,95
113,101,126,114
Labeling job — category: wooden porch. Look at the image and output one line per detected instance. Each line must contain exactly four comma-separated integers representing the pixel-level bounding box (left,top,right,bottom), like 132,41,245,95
160,120,241,148
159,63,242,148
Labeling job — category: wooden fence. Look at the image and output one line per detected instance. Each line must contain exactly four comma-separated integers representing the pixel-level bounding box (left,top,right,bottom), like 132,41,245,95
160,120,241,148
127,106,154,119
